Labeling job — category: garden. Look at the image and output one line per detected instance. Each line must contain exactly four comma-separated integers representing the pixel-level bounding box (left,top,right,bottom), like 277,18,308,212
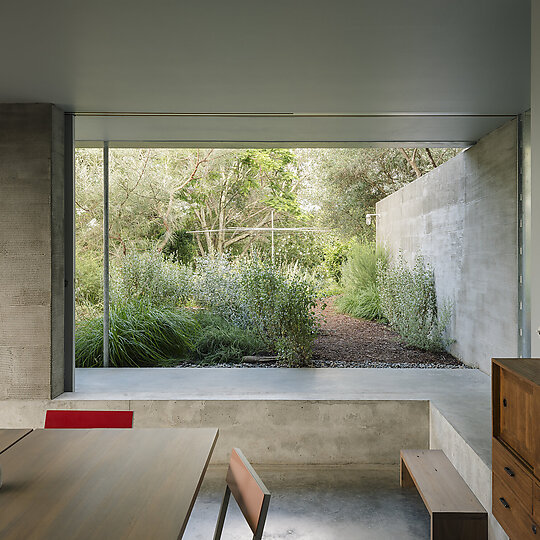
75,147,464,368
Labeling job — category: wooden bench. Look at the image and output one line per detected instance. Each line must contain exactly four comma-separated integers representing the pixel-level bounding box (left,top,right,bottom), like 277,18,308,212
400,449,487,540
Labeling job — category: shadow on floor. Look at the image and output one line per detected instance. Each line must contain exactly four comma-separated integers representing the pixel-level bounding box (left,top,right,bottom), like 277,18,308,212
184,464,430,540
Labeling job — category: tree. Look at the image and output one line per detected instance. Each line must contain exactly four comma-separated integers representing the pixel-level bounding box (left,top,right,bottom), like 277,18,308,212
176,149,304,255
75,147,306,258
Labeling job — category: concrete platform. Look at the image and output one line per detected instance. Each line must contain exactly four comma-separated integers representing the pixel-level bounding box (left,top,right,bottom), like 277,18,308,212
63,367,491,465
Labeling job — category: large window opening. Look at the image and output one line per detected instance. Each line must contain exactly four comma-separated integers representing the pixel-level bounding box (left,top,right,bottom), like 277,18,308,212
74,145,462,373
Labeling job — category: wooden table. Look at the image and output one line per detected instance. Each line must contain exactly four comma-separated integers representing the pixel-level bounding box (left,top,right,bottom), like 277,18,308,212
0,429,32,453
0,427,218,540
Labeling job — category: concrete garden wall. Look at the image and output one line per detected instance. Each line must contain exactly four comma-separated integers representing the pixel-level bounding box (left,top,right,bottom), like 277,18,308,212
376,120,518,374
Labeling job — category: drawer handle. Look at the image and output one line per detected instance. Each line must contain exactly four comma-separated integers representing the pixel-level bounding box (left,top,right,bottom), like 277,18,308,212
504,466,515,477
503,398,507,407
499,497,510,509
533,524,537,535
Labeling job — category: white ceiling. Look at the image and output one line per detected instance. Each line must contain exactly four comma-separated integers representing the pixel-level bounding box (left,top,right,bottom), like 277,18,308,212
1,0,530,145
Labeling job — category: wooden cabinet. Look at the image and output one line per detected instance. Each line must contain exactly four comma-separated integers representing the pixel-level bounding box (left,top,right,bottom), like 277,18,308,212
492,359,540,539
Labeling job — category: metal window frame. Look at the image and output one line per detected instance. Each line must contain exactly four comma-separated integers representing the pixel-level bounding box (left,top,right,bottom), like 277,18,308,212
64,113,75,391
518,111,531,358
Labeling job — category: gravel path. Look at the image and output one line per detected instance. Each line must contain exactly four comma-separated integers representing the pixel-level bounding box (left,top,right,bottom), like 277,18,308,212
311,297,466,369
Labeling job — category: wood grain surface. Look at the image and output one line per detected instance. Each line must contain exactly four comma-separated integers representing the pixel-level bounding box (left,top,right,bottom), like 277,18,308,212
0,429,32,454
0,428,218,540
400,449,486,515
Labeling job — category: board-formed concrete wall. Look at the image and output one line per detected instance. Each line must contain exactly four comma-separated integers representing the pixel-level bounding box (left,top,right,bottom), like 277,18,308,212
376,120,518,374
0,104,65,399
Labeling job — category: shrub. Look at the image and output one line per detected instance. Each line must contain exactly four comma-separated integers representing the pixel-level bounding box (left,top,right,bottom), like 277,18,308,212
162,230,196,265
76,250,103,305
335,282,382,320
192,254,248,327
192,254,320,365
240,260,319,365
190,312,267,364
321,238,351,283
378,252,452,352
113,251,192,308
335,242,388,320
75,301,198,367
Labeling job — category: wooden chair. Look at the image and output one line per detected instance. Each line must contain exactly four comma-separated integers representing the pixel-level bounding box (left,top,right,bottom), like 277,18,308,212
213,448,271,540
44,410,133,429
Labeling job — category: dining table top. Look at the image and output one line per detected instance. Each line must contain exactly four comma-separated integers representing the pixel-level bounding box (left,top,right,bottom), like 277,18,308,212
0,427,218,540
0,428,32,454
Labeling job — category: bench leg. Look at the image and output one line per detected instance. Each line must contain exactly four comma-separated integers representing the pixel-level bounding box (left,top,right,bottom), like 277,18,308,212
431,514,487,540
400,456,415,488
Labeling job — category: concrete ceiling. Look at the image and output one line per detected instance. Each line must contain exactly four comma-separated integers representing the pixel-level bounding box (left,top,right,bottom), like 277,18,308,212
0,0,530,145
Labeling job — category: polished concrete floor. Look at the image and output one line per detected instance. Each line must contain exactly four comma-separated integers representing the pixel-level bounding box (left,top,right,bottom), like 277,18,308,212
64,367,491,464
183,465,430,540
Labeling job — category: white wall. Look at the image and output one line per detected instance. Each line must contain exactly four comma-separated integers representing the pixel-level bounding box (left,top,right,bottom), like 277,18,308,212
376,121,518,374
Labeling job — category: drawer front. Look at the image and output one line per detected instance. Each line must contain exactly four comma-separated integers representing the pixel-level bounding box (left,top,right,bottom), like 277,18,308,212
535,482,540,523
493,438,533,511
493,473,538,539
500,369,535,465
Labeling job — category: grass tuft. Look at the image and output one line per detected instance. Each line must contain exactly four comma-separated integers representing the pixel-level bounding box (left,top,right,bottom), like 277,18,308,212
75,302,198,367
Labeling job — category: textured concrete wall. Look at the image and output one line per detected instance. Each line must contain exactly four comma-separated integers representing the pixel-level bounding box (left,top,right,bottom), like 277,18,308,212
0,104,65,399
376,120,518,374
0,399,429,465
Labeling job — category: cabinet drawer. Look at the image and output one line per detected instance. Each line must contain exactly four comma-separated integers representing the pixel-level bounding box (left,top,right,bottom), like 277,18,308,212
493,438,533,511
493,473,538,539
499,369,535,465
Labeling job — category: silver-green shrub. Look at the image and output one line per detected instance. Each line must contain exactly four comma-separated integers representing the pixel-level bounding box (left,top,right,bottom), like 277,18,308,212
192,254,320,365
377,252,452,352
112,251,192,308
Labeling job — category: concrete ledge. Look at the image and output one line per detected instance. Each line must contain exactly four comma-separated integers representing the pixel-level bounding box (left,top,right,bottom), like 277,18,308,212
0,399,428,465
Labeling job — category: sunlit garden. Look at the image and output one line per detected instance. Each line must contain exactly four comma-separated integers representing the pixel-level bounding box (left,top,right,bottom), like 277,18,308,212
75,147,463,368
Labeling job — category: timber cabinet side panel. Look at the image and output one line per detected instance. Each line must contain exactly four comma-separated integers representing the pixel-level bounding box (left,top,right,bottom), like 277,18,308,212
492,359,540,539
499,369,535,465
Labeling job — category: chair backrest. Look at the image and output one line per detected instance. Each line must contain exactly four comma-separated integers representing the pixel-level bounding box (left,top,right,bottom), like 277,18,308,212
44,410,133,429
214,448,271,540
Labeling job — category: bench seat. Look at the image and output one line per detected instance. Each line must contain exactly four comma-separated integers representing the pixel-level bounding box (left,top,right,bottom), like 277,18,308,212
400,449,487,540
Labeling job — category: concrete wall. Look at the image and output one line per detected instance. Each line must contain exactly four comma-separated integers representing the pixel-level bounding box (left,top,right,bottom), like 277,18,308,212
0,104,65,399
376,120,518,374
0,399,429,465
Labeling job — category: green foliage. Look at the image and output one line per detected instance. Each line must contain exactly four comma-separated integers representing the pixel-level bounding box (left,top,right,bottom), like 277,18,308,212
75,251,103,322
162,230,196,265
378,252,452,352
190,312,267,364
321,238,351,283
113,251,192,308
76,250,102,305
240,260,319,365
192,254,320,365
336,282,382,320
335,242,388,320
272,232,325,269
75,301,198,367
